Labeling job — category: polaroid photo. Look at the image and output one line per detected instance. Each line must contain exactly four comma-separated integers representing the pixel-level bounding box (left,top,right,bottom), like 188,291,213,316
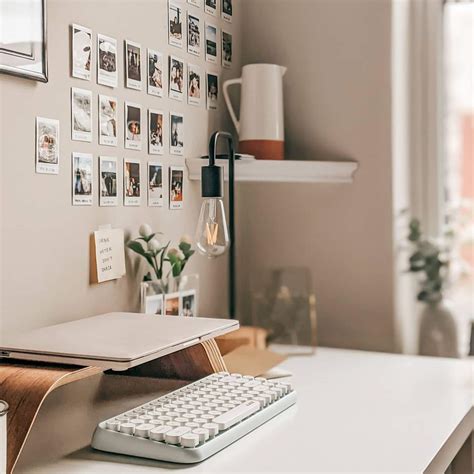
71,87,92,142
205,23,218,64
99,156,118,207
205,0,217,17
221,0,232,22
72,152,93,206
188,63,202,106
222,30,232,68
124,158,141,206
207,72,219,110
165,292,181,316
148,162,164,207
98,95,118,146
168,2,184,48
169,56,185,101
147,49,164,97
124,102,142,150
97,33,117,87
187,13,201,56
125,40,142,90
170,112,184,155
145,294,164,315
180,290,197,317
188,0,202,6
36,117,59,174
148,109,164,155
169,166,184,210
71,24,92,80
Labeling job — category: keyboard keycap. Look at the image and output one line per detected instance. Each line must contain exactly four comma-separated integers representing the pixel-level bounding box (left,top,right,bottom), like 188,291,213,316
202,422,219,437
212,401,260,430
165,426,191,445
180,433,199,448
192,427,210,442
149,425,172,441
119,422,135,435
135,423,154,438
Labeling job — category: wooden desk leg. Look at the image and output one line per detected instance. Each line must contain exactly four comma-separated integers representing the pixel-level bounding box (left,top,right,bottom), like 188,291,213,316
450,432,473,474
0,363,102,473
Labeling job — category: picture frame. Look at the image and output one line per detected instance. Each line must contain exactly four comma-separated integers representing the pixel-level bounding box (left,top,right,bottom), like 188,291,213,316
0,0,48,82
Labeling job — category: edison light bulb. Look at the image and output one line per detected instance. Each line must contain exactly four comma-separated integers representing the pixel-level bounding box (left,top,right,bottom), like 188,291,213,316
195,198,230,258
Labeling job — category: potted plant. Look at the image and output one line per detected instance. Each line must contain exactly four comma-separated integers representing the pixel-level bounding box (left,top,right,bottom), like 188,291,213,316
127,223,196,295
407,218,459,357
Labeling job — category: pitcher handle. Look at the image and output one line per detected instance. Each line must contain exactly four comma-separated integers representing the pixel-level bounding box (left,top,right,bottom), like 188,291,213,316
223,78,242,134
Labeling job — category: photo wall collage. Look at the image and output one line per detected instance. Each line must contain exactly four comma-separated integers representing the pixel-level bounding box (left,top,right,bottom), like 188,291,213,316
35,0,233,211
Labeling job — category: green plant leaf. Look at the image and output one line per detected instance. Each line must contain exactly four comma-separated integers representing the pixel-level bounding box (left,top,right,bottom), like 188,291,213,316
127,240,146,256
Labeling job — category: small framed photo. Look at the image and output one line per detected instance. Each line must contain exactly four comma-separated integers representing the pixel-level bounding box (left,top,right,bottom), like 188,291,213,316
145,294,164,315
99,156,118,207
205,0,217,17
222,31,232,68
165,292,181,316
147,49,164,97
188,64,202,106
71,24,92,81
72,152,93,206
221,0,232,22
148,162,164,207
125,40,142,90
205,23,218,64
169,166,184,210
169,56,185,101
148,109,164,155
71,87,92,142
36,117,59,175
97,33,118,87
188,0,202,6
124,102,142,150
207,73,219,110
124,158,141,206
99,95,118,146
187,13,201,56
170,112,184,155
168,2,184,48
180,290,197,317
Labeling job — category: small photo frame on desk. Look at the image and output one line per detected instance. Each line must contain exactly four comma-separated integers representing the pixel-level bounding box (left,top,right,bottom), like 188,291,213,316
181,289,197,317
165,292,180,316
144,294,164,315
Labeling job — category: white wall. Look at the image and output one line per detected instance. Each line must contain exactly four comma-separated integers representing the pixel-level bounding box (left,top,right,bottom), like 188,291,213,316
237,0,396,351
0,0,242,337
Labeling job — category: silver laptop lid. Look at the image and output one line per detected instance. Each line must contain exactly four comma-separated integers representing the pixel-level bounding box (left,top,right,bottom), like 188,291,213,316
0,313,238,362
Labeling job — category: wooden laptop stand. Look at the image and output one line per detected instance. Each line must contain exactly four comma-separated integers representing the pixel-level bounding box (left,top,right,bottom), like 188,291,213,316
0,339,226,473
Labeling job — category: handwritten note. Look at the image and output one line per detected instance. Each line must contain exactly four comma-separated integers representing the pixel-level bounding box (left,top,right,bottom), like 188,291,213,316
90,228,126,283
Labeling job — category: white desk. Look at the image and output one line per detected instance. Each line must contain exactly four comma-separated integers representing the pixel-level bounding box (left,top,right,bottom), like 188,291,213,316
16,348,473,473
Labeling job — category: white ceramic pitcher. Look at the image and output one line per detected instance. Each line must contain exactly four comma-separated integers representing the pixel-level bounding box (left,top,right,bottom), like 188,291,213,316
223,63,287,160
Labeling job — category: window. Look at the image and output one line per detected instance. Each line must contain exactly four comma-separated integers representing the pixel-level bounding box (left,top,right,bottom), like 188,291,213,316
443,0,474,320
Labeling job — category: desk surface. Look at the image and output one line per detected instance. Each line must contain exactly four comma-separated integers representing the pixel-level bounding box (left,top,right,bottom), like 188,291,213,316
16,348,473,473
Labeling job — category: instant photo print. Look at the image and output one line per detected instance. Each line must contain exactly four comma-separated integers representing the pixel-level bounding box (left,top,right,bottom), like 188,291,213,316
99,156,118,207
71,24,92,81
205,23,218,63
125,40,142,90
168,2,184,48
72,152,93,206
205,0,217,16
97,33,118,87
147,49,164,97
36,117,60,175
124,158,141,206
148,109,164,155
207,73,219,110
99,95,118,146
169,56,185,101
125,102,142,150
169,165,184,209
188,63,202,106
71,87,92,142
169,112,184,155
148,162,164,207
187,13,201,56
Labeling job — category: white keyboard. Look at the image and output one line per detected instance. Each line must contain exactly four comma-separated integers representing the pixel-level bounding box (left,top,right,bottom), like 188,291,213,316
91,372,296,463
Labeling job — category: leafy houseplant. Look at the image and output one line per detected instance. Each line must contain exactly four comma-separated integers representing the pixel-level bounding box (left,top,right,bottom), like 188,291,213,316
407,218,449,302
126,224,195,283
407,218,459,357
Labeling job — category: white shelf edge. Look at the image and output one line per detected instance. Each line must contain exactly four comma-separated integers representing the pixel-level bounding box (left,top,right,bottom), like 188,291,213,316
185,159,358,184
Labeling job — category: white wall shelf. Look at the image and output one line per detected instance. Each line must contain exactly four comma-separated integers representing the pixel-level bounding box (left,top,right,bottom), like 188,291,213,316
185,158,359,184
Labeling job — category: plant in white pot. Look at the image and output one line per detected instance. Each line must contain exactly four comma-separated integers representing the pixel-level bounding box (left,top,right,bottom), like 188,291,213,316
127,224,195,294
407,218,459,357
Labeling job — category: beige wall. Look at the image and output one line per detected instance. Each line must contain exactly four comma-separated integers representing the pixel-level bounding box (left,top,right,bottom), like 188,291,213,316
237,0,395,351
0,0,242,337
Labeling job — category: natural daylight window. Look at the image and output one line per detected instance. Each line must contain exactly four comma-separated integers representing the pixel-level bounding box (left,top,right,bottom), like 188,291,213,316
443,0,474,322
